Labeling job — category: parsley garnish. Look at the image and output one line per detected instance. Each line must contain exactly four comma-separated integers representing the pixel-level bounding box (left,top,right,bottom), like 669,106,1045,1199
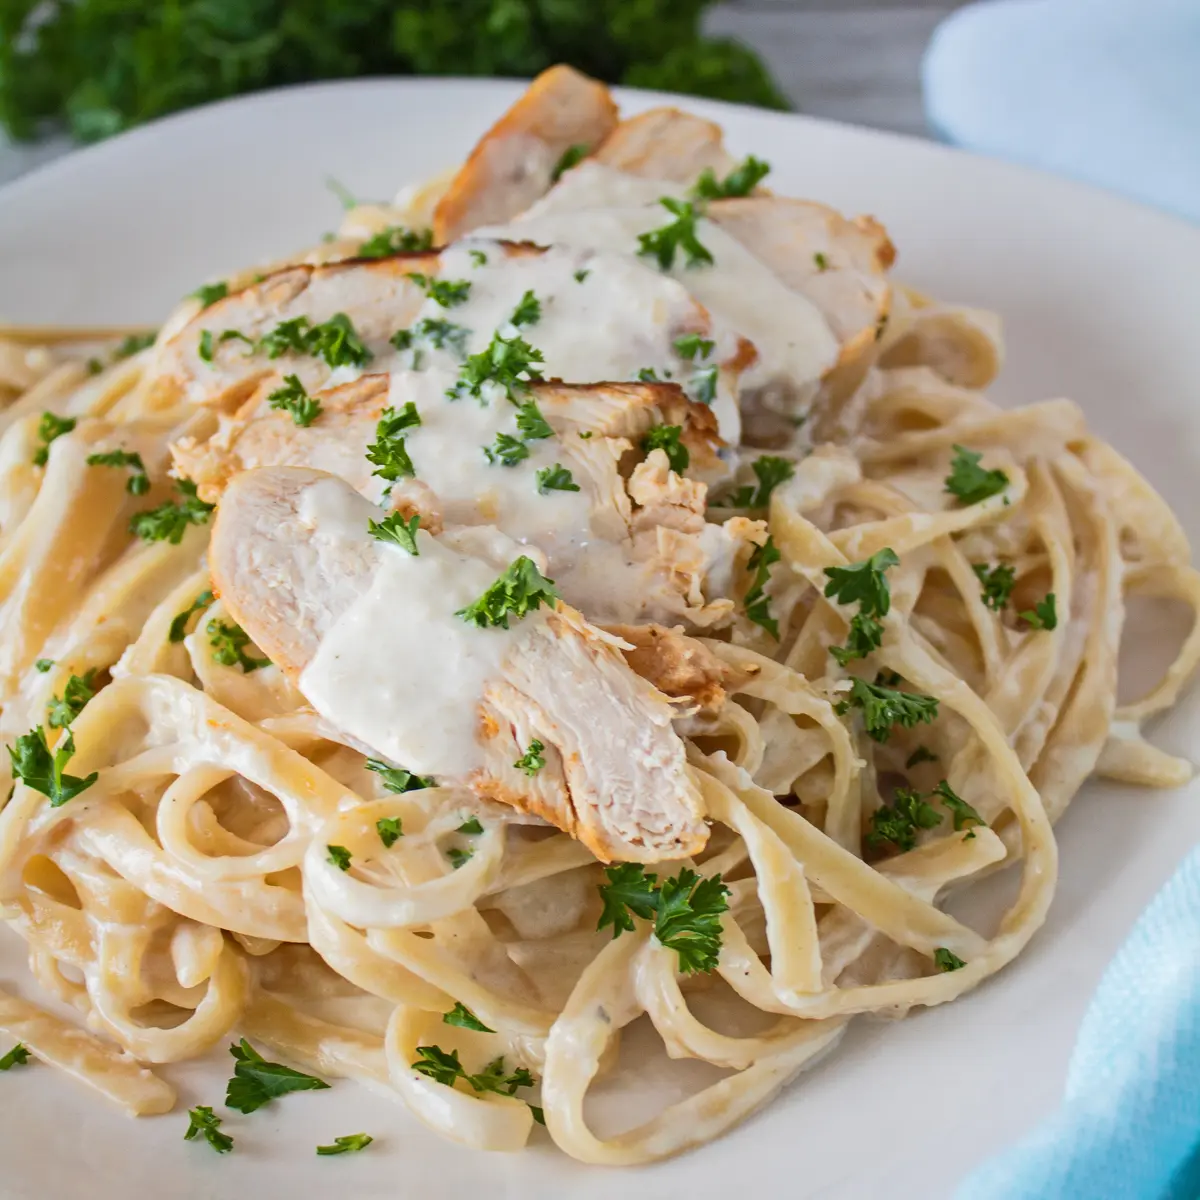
535,464,579,494
513,739,545,775
316,1134,373,1156
530,1105,545,1125
456,557,559,629
574,268,590,283
129,479,214,544
168,589,213,643
515,401,553,441
365,759,434,793
692,155,771,200
944,445,1009,505
198,328,252,364
34,659,53,673
267,374,322,427
86,448,149,494
1021,593,1058,631
327,844,352,871
32,412,75,466
457,816,484,834
829,614,884,667
0,1043,30,1070
638,198,712,270
596,864,729,974
197,330,214,362
905,745,939,769
510,289,541,327
450,331,544,403
813,252,829,271
357,226,433,258
483,432,529,467
192,282,228,308
115,331,156,359
743,537,782,639
469,249,488,267
368,511,420,554
206,619,270,672
8,726,97,807
934,948,966,972
824,548,899,615
972,562,1016,612
411,1047,536,1097
721,455,795,508
673,333,718,403
866,787,942,853
642,424,688,473
376,817,403,848
637,367,663,382
184,1105,232,1154
48,670,97,729
259,313,372,368
674,333,714,360
932,779,986,833
551,142,589,181
366,403,421,487
411,1045,465,1087
446,847,473,870
443,1003,493,1033
225,1039,331,1114
404,318,470,358
407,273,471,308
836,677,939,743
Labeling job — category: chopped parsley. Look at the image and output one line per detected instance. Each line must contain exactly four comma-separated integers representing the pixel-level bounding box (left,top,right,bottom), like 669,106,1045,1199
515,401,553,441
824,547,898,665
356,225,433,258
535,464,579,494
168,589,213,643
813,252,829,272
368,512,420,554
513,739,545,775
721,455,795,509
637,198,712,270
366,403,421,487
366,759,434,794
316,1134,373,1156
743,536,782,639
34,659,53,673
446,847,473,870
672,332,717,403
184,1105,232,1154
597,864,729,974
450,331,544,403
865,787,942,853
206,619,270,673
836,677,939,744
905,745,939,769
443,1002,493,1033
510,289,541,327
191,281,228,308
47,670,97,729
829,614,884,667
637,367,663,382
259,313,372,369
411,318,470,357
574,268,590,283
327,844,352,871
932,779,986,834
0,1043,30,1070
934,948,966,972
469,249,488,267
411,1045,465,1087
412,1047,536,1098
944,445,1009,506
197,330,213,362
406,272,471,308
225,1039,331,1114
456,557,559,629
32,412,75,466
551,142,589,181
86,448,149,494
674,333,714,360
129,479,214,544
483,432,529,467
972,562,1016,612
457,817,484,834
114,331,157,359
1021,593,1058,631
642,424,688,473
376,817,403,848
266,374,322,427
8,726,97,807
691,155,771,200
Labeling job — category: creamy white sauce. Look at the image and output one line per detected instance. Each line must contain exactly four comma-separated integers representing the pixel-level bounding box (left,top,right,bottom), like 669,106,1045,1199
297,479,541,775
478,161,841,401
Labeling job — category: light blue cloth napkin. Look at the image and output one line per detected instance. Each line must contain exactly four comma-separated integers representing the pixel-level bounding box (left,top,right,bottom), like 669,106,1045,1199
956,844,1200,1199
922,0,1200,224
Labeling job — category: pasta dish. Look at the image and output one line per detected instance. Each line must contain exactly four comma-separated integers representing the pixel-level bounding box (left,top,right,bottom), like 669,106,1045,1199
0,65,1196,1165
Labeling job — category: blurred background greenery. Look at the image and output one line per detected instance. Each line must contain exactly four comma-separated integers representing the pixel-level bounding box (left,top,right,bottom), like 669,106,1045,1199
0,0,788,145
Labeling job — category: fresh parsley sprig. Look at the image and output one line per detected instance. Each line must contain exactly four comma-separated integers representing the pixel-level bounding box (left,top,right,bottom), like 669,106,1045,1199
510,290,541,327
934,948,966,972
8,726,97,807
86,448,150,494
357,225,433,258
225,1039,330,1114
376,817,403,848
944,445,1009,505
184,1105,233,1154
206,620,270,673
450,331,545,403
513,739,545,775
931,779,986,834
692,155,771,200
865,787,942,853
407,273,471,308
365,759,434,794
1021,593,1058,631
32,412,75,467
642,424,688,473
368,512,420,554
638,198,712,270
327,844,352,871
824,548,899,666
535,464,579,494
316,1133,373,1156
483,432,529,467
267,374,322,427
835,677,939,743
48,670,97,729
366,403,421,487
551,143,589,181
743,536,782,639
129,480,214,544
412,1047,536,1099
443,1002,494,1033
168,589,213,643
456,558,559,630
0,1043,31,1070
258,313,372,369
191,282,228,309
972,562,1016,612
718,456,794,509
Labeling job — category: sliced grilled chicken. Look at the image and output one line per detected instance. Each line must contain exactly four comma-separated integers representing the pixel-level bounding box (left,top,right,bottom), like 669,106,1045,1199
593,107,737,183
210,466,707,863
433,65,619,244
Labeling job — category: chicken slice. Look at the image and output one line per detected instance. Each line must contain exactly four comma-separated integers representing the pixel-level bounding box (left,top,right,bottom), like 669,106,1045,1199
433,65,619,244
592,107,737,183
210,466,707,864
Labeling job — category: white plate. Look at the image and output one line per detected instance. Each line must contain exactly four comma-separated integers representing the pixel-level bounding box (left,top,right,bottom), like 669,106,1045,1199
1,78,1198,1200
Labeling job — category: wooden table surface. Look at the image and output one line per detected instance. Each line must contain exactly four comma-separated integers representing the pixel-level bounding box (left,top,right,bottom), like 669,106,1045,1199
0,2,965,186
